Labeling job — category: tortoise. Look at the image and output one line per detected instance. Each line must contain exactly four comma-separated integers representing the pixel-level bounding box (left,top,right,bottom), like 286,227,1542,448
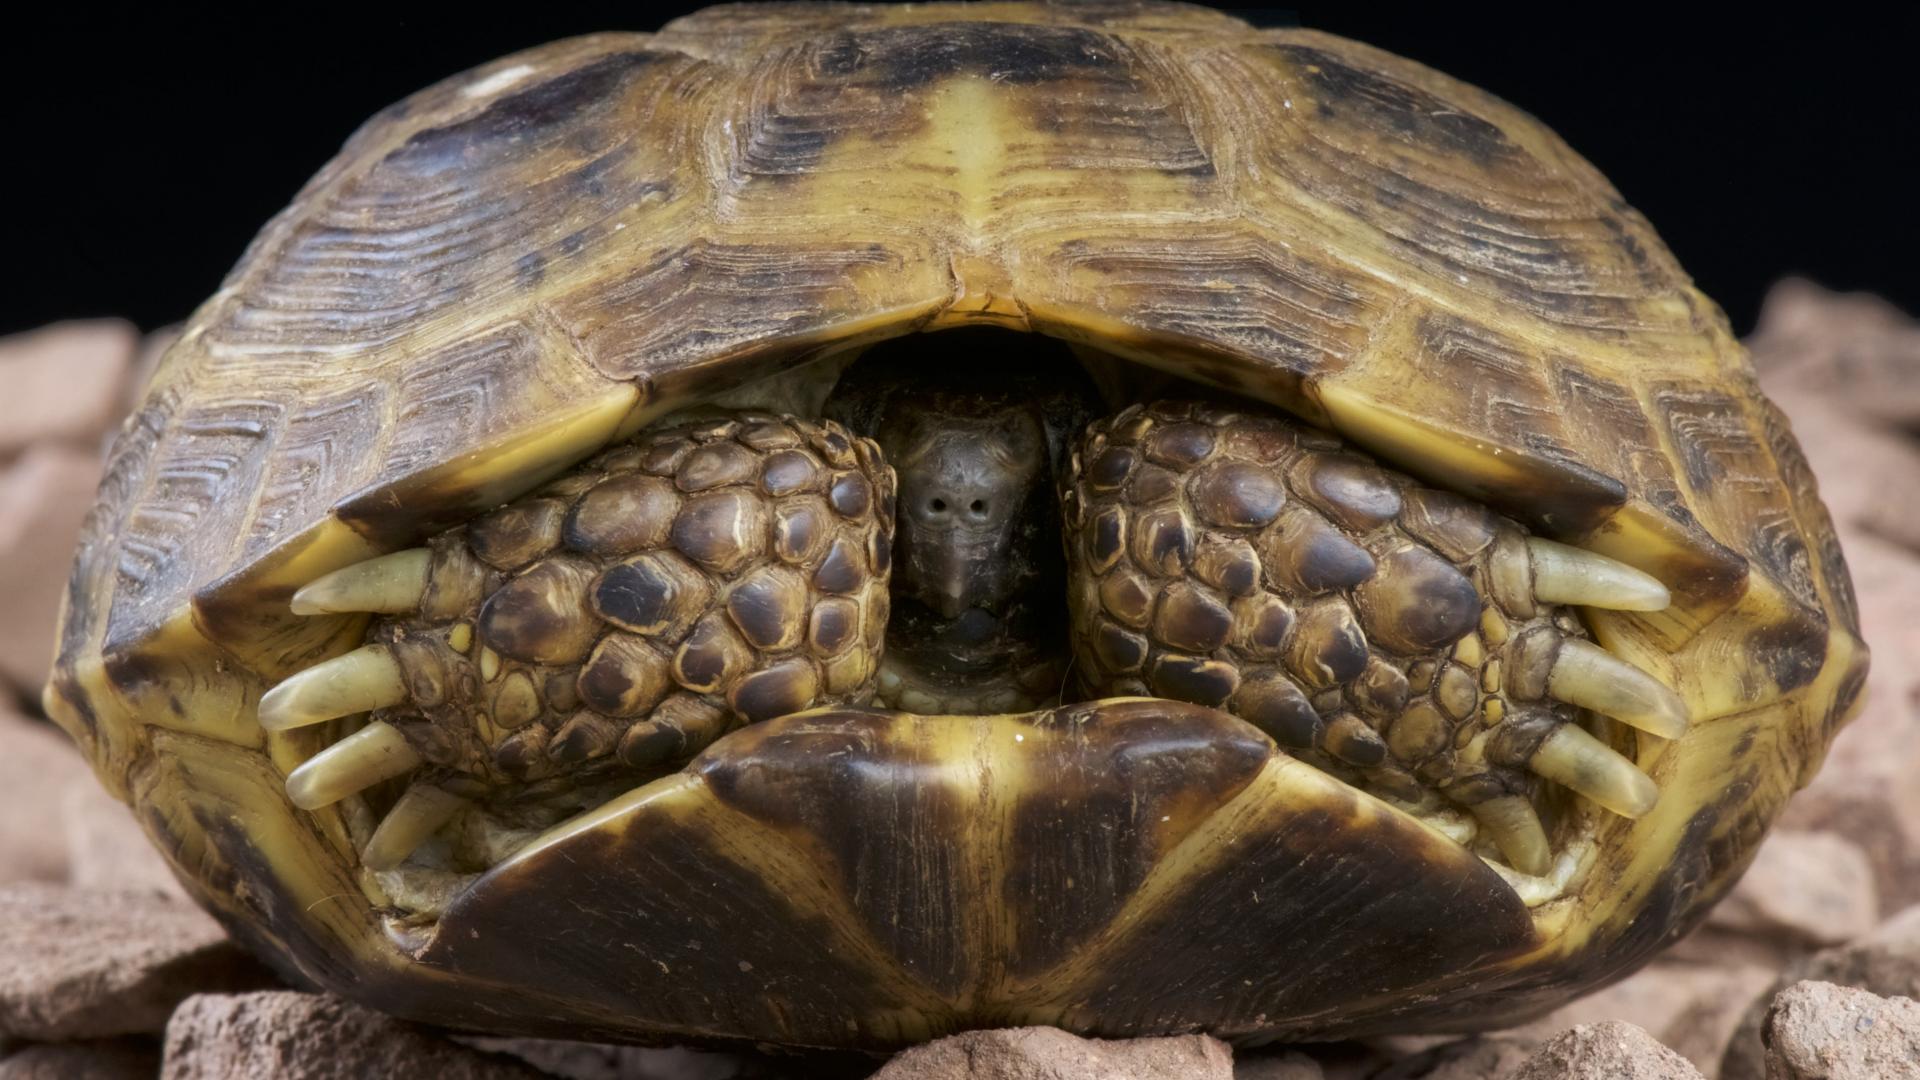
45,0,1868,1053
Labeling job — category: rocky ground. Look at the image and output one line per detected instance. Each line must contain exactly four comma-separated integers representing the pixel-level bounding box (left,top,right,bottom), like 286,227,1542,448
2,280,1917,1079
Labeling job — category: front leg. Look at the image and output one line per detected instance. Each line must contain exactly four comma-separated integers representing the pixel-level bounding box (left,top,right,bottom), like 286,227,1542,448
259,412,895,868
1061,400,1686,877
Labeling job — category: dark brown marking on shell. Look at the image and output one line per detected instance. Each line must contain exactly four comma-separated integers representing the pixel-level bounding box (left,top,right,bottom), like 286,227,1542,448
676,441,761,492
671,490,767,574
1092,619,1149,674
813,537,866,595
1353,545,1482,655
1151,582,1233,654
1231,594,1295,657
469,499,567,570
1233,672,1320,749
577,633,672,717
1188,461,1285,529
1285,602,1369,689
1087,447,1135,492
1144,423,1216,469
1397,489,1498,563
1191,535,1261,598
590,552,711,639
728,659,819,723
807,597,859,657
725,566,809,651
672,612,752,695
761,449,825,497
829,472,872,519
1298,457,1402,532
476,560,598,664
548,712,622,765
771,498,830,565
564,475,680,555
1262,511,1375,595
1324,714,1388,767
1099,569,1154,628
1087,507,1127,573
1130,508,1193,576
1148,653,1240,707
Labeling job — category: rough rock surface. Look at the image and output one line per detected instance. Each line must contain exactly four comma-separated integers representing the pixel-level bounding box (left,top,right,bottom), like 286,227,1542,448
1724,906,1920,1079
1712,831,1881,952
161,992,549,1080
1506,1021,1704,1079
1761,981,1920,1079
0,447,101,697
869,1027,1233,1080
0,712,93,884
0,883,274,1040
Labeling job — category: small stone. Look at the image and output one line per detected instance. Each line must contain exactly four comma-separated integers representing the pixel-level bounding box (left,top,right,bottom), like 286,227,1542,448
0,320,136,456
160,991,545,1079
1723,905,1920,1080
0,447,102,695
870,1026,1232,1080
1762,980,1920,1080
1508,1021,1702,1079
0,884,275,1040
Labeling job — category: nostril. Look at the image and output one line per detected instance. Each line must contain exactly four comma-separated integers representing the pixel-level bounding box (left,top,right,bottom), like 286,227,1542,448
928,497,948,515
969,499,987,518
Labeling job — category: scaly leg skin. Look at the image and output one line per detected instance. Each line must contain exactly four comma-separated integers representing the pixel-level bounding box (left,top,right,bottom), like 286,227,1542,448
1061,400,1685,877
267,413,896,870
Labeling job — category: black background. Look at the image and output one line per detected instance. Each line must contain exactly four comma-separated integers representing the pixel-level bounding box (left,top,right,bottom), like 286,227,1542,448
5,5,1915,336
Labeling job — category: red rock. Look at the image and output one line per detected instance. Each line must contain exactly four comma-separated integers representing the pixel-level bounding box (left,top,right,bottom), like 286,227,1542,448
1711,831,1880,950
0,711,90,885
61,782,187,900
0,883,274,1040
1507,1022,1702,1079
1499,956,1777,1076
161,992,547,1080
0,1037,160,1079
870,1027,1233,1080
0,321,135,458
0,446,103,696
1723,906,1920,1079
1750,278,1920,429
1761,981,1920,1079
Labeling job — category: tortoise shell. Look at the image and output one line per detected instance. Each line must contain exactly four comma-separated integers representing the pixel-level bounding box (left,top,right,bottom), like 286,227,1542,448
45,0,1866,1050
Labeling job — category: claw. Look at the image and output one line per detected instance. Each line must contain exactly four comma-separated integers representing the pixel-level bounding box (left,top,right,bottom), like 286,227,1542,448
1470,794,1553,876
258,645,409,731
1527,722,1659,818
285,721,421,810
290,549,431,616
1547,638,1690,739
361,782,469,870
1526,538,1670,612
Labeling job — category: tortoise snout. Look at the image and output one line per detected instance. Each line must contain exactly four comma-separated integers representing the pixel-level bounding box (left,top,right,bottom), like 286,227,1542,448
891,427,1042,619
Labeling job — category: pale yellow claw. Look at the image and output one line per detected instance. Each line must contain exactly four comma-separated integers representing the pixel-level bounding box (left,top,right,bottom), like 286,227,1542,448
285,721,422,810
1527,723,1659,819
290,549,432,616
258,645,409,731
362,783,469,870
1547,638,1690,739
1470,794,1552,877
1525,537,1670,612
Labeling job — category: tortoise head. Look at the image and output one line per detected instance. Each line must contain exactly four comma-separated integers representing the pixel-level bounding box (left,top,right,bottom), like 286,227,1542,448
41,0,1866,1053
